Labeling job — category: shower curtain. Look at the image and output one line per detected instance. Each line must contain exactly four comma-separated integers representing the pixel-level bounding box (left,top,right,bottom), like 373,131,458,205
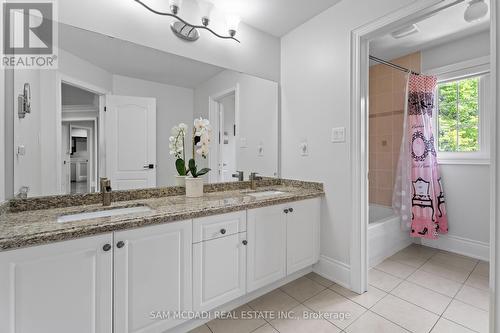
393,73,448,240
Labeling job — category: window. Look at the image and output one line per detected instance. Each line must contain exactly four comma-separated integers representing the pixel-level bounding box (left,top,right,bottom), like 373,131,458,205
432,70,490,164
437,76,480,153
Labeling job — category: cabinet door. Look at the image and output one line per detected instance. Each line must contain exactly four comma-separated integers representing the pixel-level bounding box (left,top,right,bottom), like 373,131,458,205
114,220,192,333
0,234,113,333
193,232,246,311
247,205,286,292
286,198,321,275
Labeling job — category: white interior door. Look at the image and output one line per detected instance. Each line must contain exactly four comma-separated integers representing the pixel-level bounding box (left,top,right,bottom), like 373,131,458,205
105,95,156,190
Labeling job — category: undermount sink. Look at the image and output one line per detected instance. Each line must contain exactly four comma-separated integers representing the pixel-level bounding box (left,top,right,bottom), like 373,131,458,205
57,206,153,223
246,190,285,198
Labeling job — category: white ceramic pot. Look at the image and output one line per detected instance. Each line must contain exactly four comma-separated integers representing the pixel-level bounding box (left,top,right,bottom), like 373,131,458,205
185,177,204,198
175,175,186,187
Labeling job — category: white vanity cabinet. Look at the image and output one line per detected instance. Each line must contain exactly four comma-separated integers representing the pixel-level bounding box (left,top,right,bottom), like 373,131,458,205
0,234,114,333
247,204,287,292
247,198,321,292
192,212,247,311
113,220,192,333
285,198,321,275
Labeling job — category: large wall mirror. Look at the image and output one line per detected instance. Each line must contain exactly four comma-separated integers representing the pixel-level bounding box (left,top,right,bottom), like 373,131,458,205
11,23,279,198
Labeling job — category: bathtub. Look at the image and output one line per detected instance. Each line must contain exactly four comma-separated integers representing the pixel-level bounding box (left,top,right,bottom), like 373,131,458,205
368,204,412,268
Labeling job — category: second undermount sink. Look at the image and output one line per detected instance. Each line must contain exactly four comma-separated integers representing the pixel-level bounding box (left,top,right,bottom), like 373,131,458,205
247,190,285,198
57,206,153,223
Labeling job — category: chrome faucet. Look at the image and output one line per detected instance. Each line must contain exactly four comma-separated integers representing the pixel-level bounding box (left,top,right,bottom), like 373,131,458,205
232,171,244,181
100,178,112,206
249,172,262,190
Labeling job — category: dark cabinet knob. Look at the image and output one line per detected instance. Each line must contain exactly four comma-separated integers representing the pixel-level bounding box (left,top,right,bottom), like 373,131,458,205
242,240,248,245
220,229,226,235
289,208,294,213
284,209,289,214
103,244,111,252
116,241,125,249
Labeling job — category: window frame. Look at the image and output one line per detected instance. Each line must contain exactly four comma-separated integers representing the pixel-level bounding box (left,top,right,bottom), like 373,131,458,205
426,57,490,165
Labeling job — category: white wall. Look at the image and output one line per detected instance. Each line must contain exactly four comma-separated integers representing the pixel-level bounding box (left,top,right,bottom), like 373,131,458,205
420,30,491,258
281,0,415,281
57,0,280,81
194,70,279,180
422,30,490,70
112,75,194,187
0,69,5,202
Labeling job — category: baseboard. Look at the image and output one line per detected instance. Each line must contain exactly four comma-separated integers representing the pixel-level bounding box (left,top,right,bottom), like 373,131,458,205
421,234,489,261
313,255,351,289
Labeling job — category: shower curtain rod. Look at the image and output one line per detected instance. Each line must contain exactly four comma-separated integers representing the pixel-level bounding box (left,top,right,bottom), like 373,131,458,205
369,55,420,75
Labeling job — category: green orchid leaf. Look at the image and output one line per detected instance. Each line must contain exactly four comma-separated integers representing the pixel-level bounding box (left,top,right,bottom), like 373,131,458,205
188,159,198,177
196,168,211,176
175,158,187,176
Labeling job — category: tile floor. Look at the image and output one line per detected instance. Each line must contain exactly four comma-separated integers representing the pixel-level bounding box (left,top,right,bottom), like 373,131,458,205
190,244,489,333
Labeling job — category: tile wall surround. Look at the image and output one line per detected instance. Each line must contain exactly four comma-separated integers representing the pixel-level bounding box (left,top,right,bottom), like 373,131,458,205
369,52,421,206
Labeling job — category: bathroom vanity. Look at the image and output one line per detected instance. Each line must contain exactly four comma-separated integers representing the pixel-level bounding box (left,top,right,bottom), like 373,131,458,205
0,180,322,333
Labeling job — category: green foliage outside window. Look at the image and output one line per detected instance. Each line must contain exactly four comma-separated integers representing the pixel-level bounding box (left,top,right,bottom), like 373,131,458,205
437,77,480,152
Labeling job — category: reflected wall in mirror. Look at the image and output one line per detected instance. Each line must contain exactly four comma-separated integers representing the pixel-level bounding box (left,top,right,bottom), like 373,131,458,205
12,23,279,198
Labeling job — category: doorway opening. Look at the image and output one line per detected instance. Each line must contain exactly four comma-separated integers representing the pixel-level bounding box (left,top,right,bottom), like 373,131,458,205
60,82,101,194
210,88,239,183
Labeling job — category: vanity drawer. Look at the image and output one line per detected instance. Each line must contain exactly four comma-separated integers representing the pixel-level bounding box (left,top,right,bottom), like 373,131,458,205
193,211,246,243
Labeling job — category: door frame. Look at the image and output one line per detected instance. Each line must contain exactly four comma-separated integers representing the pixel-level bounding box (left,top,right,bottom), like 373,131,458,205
68,122,96,193
208,85,240,183
349,2,497,330
55,74,108,194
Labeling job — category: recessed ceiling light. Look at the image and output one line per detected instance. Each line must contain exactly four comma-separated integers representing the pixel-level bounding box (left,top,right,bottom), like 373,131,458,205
391,24,419,39
464,0,488,23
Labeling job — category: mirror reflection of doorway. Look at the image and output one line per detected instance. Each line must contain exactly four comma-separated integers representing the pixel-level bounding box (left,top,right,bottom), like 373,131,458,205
60,82,101,195
214,91,237,182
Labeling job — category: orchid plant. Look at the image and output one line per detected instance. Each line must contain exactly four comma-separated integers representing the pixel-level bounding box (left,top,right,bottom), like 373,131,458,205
169,123,188,176
189,117,212,178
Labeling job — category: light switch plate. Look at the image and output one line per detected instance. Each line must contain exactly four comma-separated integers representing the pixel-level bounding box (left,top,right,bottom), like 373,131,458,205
331,127,346,143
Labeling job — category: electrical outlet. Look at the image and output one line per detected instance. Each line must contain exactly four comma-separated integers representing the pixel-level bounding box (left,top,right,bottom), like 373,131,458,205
331,127,346,143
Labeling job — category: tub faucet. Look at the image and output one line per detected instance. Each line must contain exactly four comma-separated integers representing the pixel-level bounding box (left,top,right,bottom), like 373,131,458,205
249,172,262,190
100,178,112,206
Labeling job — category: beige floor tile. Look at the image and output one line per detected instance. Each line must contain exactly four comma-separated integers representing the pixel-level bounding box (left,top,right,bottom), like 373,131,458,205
304,289,367,329
345,311,409,333
188,324,212,333
207,304,267,333
306,272,335,287
375,259,417,279
420,261,471,283
443,300,489,333
455,285,490,311
330,283,387,308
371,294,439,333
369,268,403,292
280,276,326,302
248,289,299,316
401,244,438,258
473,261,489,277
390,281,452,315
389,251,429,268
407,269,462,297
252,323,279,333
465,271,489,291
429,252,477,272
270,304,341,333
431,318,476,333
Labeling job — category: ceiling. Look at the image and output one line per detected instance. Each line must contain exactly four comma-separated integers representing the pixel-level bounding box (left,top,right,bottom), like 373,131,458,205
207,0,343,37
59,24,225,88
370,0,490,60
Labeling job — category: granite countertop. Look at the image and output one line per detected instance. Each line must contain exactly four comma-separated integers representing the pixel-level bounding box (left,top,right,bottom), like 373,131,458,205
0,182,323,252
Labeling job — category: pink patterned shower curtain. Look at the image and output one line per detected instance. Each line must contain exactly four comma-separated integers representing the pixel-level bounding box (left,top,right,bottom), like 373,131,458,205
393,74,448,240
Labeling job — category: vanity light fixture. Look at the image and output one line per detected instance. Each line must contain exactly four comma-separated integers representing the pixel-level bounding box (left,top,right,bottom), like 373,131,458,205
134,0,241,43
464,0,489,23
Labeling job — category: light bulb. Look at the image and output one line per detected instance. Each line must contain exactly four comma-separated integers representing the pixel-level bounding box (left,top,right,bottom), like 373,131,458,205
464,0,488,23
169,0,183,14
198,0,214,26
226,14,240,37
